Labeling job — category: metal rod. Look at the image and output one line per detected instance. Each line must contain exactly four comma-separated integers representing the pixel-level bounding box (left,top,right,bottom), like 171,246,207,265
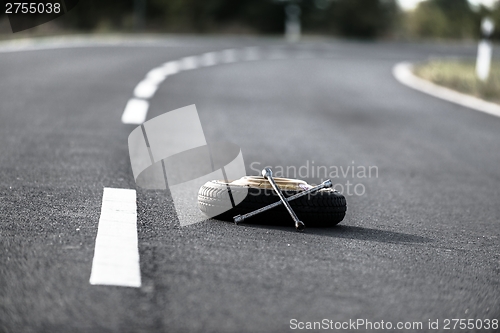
263,168,305,231
233,169,332,231
233,178,332,224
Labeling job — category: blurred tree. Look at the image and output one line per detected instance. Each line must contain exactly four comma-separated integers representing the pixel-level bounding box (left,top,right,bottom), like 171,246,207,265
488,2,500,40
406,0,479,39
406,1,449,38
62,0,135,31
330,0,399,39
58,0,398,38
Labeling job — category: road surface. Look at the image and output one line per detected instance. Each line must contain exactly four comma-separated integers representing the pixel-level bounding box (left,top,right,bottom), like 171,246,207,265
0,36,498,332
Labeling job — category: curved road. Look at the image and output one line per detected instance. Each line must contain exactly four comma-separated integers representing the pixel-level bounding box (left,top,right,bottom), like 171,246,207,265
0,36,499,332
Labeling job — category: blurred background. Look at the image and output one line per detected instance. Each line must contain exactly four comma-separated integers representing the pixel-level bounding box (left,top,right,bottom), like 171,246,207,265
0,0,499,41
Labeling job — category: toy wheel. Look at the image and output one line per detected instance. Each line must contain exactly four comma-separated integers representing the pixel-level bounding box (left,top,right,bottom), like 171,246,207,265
198,176,346,226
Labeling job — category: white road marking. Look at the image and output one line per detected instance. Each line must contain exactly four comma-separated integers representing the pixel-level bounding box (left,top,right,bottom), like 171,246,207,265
122,62,179,124
161,61,180,76
134,80,159,99
122,98,149,124
0,36,194,54
243,47,260,61
121,45,321,125
221,49,237,63
393,62,500,118
89,188,141,288
180,56,198,70
200,52,218,67
146,67,168,84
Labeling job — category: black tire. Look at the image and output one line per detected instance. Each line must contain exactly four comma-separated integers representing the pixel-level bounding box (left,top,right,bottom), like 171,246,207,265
198,180,346,227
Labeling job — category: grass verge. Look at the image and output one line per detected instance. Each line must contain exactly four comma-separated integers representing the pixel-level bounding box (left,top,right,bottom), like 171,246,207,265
413,59,500,103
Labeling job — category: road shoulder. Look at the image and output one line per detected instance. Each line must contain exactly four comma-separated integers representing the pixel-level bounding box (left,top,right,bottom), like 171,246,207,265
393,61,500,118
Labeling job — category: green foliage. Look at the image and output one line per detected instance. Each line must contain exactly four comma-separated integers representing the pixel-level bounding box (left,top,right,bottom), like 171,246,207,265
60,0,397,38
10,0,500,40
414,60,500,102
56,0,500,40
61,0,285,33
331,0,398,39
405,0,498,40
406,1,450,38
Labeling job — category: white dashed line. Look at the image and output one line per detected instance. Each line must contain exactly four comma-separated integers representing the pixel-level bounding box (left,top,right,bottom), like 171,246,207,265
134,80,159,99
200,52,218,67
243,47,260,61
0,36,200,54
122,98,149,124
221,49,237,63
180,56,198,70
89,188,141,288
162,61,180,75
120,45,325,125
145,67,168,84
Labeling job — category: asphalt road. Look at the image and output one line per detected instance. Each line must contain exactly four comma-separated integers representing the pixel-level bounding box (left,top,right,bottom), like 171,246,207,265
0,36,499,333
